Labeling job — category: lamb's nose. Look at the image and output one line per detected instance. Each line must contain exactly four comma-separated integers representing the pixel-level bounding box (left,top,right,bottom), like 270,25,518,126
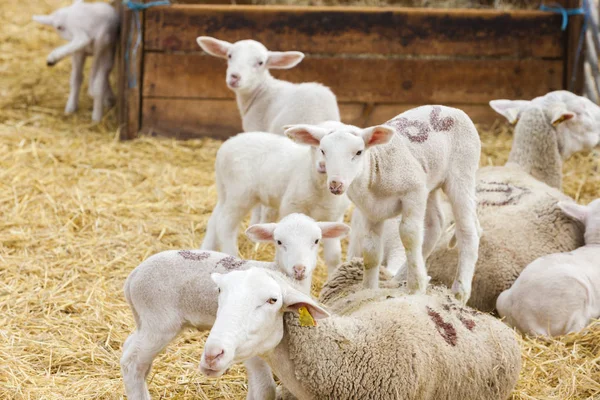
293,265,306,279
329,180,344,194
204,348,225,366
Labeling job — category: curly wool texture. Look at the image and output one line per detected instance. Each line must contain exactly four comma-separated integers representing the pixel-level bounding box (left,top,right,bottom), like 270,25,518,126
279,262,521,400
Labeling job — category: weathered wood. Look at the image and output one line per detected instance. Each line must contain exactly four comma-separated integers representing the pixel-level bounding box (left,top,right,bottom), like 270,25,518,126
144,5,565,58
565,0,584,91
143,53,563,104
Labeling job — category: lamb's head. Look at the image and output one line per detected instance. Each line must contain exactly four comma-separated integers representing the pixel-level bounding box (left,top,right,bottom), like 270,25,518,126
196,36,304,94
245,213,350,283
558,198,600,245
200,268,329,377
32,0,83,42
285,122,395,195
490,91,600,159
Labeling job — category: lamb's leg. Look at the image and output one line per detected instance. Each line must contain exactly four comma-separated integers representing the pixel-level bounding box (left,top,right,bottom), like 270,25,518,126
361,218,384,289
65,51,85,115
347,207,365,261
444,179,480,304
245,356,276,400
217,202,254,256
422,189,444,260
323,237,342,276
46,33,91,66
121,328,179,400
398,190,429,294
249,206,262,226
260,206,278,223
201,201,221,251
90,50,112,122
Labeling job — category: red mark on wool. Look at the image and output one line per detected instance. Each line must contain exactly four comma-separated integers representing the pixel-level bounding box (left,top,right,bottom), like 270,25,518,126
386,117,430,143
458,315,476,331
427,306,457,346
178,250,210,261
429,106,455,131
216,256,246,271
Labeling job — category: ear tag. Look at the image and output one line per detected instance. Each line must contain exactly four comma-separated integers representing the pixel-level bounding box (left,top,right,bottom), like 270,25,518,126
298,306,317,327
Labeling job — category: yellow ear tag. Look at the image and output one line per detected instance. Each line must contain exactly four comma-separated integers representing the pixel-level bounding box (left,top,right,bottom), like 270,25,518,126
298,306,317,327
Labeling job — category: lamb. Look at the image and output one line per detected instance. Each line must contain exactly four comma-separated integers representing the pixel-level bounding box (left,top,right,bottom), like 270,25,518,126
33,0,120,122
496,199,600,336
285,105,481,304
200,128,350,274
196,36,340,225
200,266,522,400
121,213,350,400
423,91,599,311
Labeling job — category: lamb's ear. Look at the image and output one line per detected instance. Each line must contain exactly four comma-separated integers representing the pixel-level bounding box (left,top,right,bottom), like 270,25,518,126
196,36,231,59
33,15,54,26
558,201,588,224
489,99,531,124
285,124,328,147
267,51,304,69
317,222,350,239
283,287,330,321
361,125,395,148
550,108,576,126
245,223,277,242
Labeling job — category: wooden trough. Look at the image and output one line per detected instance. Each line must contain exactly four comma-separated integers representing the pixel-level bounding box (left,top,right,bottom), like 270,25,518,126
117,0,583,140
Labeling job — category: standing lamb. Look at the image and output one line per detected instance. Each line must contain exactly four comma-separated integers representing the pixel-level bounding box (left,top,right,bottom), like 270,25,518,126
33,0,120,122
121,213,350,400
200,127,350,274
496,199,600,336
424,91,599,311
200,267,521,400
286,105,481,303
196,36,340,224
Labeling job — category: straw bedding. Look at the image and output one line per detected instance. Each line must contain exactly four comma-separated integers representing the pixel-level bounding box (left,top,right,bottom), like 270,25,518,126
1,0,599,399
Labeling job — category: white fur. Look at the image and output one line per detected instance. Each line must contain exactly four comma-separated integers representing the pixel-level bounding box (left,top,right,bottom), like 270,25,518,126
286,106,481,304
200,129,351,274
496,199,600,336
121,213,349,400
33,1,119,122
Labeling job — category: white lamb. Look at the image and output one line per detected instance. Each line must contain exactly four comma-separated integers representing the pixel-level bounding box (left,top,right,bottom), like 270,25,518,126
496,199,600,336
196,36,340,225
285,105,481,303
200,128,350,274
121,213,350,400
33,0,120,122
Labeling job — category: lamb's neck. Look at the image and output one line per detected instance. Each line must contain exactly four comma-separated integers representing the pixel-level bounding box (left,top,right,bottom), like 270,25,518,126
235,74,279,119
507,122,563,189
348,150,374,201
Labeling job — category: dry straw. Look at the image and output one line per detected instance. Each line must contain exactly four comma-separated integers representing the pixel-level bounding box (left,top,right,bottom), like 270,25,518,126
1,0,599,399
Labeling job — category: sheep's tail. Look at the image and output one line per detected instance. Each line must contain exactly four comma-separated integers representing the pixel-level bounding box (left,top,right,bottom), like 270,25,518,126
123,271,142,330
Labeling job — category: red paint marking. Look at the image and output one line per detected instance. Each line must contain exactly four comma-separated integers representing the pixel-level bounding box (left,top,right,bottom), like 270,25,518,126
178,250,210,261
386,117,430,143
427,306,457,346
429,106,455,132
216,256,246,271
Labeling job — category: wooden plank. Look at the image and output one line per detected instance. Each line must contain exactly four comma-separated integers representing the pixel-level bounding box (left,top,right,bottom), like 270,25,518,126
140,99,365,139
144,5,565,58
143,53,564,104
565,0,584,91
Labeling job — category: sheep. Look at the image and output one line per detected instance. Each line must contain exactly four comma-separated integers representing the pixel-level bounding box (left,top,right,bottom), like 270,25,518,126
496,199,600,336
120,213,350,400
200,128,350,274
196,36,340,225
200,266,522,400
32,0,120,122
285,105,482,304
423,92,599,311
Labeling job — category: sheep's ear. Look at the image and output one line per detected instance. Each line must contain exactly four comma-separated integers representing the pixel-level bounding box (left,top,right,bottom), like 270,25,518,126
283,288,330,322
267,51,304,69
558,201,588,224
285,125,328,147
245,223,277,242
550,110,576,126
317,222,350,239
489,99,530,124
33,15,55,26
211,272,224,285
361,125,395,148
196,36,231,59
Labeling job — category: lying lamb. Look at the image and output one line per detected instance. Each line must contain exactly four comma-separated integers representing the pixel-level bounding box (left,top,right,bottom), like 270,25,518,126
496,199,600,336
200,126,350,274
286,105,481,303
196,36,339,224
424,91,598,311
33,0,120,122
200,267,521,400
121,213,349,400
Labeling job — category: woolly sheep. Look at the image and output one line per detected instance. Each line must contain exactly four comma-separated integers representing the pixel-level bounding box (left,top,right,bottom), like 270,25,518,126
32,0,119,122
196,36,340,225
200,129,350,274
423,95,595,312
496,199,600,336
121,213,350,400
285,105,481,303
201,266,521,400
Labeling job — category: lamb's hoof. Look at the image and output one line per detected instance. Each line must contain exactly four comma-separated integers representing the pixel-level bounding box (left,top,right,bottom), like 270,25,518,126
452,281,471,305
47,60,56,67
104,96,116,108
64,105,77,115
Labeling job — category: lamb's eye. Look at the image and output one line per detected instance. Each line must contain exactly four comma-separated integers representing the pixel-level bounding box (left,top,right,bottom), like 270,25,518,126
258,61,264,66
228,54,232,59
314,239,319,244
277,240,282,245
217,288,221,293
356,150,362,156
320,149,325,156
57,26,64,31
267,298,277,304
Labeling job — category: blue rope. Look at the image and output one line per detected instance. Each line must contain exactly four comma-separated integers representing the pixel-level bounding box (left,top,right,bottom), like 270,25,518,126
539,3,585,31
123,0,171,89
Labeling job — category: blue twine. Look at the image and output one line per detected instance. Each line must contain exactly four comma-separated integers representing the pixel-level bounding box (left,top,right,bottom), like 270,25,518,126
123,0,171,89
539,3,585,31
